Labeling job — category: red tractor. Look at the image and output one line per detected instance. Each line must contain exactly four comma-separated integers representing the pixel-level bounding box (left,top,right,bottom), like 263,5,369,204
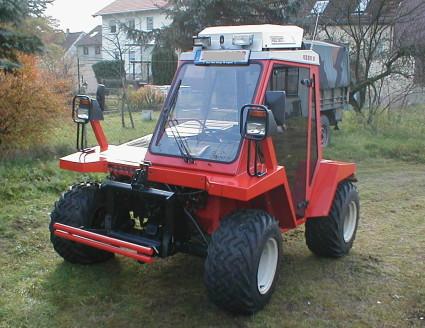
50,25,359,314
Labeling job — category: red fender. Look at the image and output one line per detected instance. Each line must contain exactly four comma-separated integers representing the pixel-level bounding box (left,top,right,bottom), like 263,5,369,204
306,160,356,218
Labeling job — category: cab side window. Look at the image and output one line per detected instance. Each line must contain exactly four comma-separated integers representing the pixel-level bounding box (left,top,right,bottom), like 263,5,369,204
268,65,310,216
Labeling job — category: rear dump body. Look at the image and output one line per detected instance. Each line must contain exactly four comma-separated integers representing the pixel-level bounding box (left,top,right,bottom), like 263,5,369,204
304,40,350,124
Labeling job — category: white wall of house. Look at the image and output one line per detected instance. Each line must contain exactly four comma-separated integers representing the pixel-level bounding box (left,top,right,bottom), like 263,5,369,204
63,33,85,93
101,10,171,82
77,44,103,93
315,25,421,106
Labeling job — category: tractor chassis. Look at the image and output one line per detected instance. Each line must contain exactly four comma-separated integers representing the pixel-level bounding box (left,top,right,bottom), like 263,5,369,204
52,176,209,264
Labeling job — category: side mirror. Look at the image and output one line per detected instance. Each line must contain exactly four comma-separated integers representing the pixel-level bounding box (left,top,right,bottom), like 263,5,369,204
72,95,104,124
265,90,286,126
240,104,277,141
72,96,91,124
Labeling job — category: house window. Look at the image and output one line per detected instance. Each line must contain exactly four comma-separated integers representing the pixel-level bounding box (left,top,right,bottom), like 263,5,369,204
110,24,117,33
128,19,135,29
146,17,154,30
95,46,101,55
129,51,136,61
355,0,369,14
83,46,89,55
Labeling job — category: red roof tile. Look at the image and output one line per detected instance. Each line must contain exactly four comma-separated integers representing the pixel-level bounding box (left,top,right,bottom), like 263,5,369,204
94,0,168,16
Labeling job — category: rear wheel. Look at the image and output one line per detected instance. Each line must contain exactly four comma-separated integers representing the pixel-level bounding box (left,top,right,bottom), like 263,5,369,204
204,210,282,314
321,115,331,147
49,182,114,264
305,181,359,257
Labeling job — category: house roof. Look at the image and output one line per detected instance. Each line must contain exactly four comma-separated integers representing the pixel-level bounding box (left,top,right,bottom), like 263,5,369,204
94,0,168,16
76,25,102,47
62,32,85,52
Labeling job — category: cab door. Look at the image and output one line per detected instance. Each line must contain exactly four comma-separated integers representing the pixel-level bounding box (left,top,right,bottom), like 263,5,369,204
266,63,315,217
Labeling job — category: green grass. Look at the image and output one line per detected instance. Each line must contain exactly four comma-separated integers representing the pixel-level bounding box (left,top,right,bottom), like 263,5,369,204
325,106,425,164
1,108,425,327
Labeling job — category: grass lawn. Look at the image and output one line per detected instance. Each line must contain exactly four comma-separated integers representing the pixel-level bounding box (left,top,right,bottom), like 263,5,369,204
0,110,424,327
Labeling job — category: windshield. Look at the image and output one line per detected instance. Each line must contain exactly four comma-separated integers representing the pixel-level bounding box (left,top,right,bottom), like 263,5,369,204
150,63,262,163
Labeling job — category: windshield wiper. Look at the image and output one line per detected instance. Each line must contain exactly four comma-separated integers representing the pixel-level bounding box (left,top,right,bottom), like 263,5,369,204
155,79,182,146
167,119,195,164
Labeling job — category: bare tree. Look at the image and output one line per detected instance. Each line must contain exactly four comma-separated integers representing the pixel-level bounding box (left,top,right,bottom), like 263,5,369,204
102,20,135,128
311,0,425,117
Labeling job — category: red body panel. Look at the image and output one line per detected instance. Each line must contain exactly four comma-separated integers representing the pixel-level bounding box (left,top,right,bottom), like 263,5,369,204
59,58,357,235
306,160,356,218
149,165,286,201
60,147,107,173
91,121,108,151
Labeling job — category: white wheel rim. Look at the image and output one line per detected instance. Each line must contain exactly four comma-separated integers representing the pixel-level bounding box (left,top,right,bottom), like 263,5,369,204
257,237,278,295
343,201,357,242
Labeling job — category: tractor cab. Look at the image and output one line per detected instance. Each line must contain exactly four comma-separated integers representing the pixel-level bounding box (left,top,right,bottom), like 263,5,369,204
148,25,324,216
52,25,359,315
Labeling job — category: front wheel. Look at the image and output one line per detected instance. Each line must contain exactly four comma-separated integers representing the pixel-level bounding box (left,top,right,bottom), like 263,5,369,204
204,210,282,314
49,182,114,264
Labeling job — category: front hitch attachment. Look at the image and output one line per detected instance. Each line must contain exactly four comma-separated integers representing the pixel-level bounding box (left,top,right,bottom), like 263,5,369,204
131,161,152,191
101,179,176,258
52,223,156,263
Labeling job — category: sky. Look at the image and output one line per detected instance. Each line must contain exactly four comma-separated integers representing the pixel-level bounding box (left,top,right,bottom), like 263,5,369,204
45,0,115,33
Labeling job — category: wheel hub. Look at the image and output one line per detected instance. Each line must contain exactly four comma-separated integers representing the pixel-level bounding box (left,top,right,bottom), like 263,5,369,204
257,237,278,295
343,200,357,242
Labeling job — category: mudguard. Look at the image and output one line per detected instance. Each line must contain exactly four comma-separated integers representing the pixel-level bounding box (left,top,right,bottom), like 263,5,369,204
306,160,356,218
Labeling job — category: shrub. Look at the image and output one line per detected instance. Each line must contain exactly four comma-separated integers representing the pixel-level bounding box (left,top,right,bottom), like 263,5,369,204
151,46,177,85
0,54,68,155
127,86,165,111
92,60,125,84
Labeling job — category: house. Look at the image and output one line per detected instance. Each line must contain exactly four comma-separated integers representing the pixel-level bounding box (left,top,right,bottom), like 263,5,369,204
94,0,170,83
75,25,103,93
62,29,86,92
394,0,425,85
62,29,85,58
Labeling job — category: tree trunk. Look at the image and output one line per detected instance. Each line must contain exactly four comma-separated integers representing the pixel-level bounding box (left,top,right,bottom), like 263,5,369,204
127,99,135,128
120,94,126,128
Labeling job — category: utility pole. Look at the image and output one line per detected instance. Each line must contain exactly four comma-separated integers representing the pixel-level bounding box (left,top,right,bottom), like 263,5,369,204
77,57,81,94
140,44,143,82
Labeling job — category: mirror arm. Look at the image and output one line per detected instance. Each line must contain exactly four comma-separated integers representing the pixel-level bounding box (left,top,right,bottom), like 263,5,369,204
91,121,108,151
76,121,88,151
246,140,267,178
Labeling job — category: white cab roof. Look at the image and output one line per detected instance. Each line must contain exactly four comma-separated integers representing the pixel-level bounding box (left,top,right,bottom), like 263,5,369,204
198,25,304,51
